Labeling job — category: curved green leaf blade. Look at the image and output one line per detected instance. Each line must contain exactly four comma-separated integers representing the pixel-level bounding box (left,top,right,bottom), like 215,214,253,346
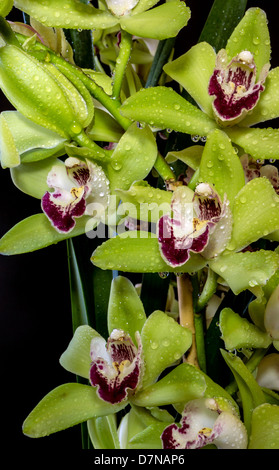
0,213,90,255
199,129,245,204
249,404,279,449
22,383,125,438
107,276,146,343
228,178,279,251
120,87,217,136
226,7,270,80
91,232,207,273
226,126,279,161
219,308,272,350
163,42,216,117
209,250,279,295
120,1,190,40
140,310,192,388
14,0,118,29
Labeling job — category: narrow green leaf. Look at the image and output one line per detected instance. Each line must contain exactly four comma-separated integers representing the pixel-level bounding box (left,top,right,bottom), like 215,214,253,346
209,250,279,295
91,232,207,274
0,213,90,255
22,383,125,438
199,129,245,204
120,87,217,136
140,310,192,388
227,178,279,251
163,42,216,117
221,350,266,435
107,276,146,343
120,1,190,40
249,404,279,449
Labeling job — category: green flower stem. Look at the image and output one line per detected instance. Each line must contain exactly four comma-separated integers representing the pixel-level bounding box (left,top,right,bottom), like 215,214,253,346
112,31,133,100
73,130,112,162
196,268,218,312
0,17,20,46
177,274,199,368
225,347,269,396
187,168,200,190
194,313,207,373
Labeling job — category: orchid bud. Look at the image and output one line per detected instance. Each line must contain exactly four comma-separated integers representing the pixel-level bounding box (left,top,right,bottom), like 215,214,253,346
256,353,279,391
0,44,85,139
264,285,279,340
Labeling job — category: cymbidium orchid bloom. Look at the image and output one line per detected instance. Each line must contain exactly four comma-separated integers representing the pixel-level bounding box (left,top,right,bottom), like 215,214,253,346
42,157,110,233
89,329,143,404
240,154,279,194
208,49,269,126
157,183,231,268
161,398,248,449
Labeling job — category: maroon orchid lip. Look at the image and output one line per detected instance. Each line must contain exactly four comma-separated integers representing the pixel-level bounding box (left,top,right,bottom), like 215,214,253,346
157,184,231,267
208,49,269,125
89,330,143,404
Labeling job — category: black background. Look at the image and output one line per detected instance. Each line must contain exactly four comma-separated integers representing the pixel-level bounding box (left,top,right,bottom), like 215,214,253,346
1,0,279,452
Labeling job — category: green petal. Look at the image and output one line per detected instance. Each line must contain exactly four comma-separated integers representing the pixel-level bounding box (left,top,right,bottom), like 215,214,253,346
226,8,271,79
120,86,217,136
120,1,191,40
0,0,13,17
140,310,192,388
23,383,125,438
163,42,216,118
0,112,20,168
132,0,159,15
91,232,207,273
10,158,64,199
209,250,279,295
221,350,266,435
107,122,157,193
128,423,166,449
0,213,90,255
166,145,204,171
59,325,101,379
107,276,146,343
219,308,272,350
115,182,172,224
249,403,279,449
228,178,279,251
226,126,279,161
199,129,245,204
241,68,279,126
14,0,118,29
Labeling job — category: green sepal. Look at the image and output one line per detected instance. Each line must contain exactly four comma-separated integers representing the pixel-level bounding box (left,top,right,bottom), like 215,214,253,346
107,122,157,192
165,145,203,171
59,325,101,379
22,383,126,438
120,1,190,40
128,422,166,449
241,68,279,127
107,276,146,344
120,86,217,136
226,8,270,80
91,232,207,273
163,42,216,118
132,0,160,15
219,308,272,350
226,126,279,161
199,129,245,205
248,403,279,449
0,111,67,168
132,362,237,412
0,0,13,17
220,349,266,435
10,158,64,199
87,415,120,449
227,178,279,251
115,182,172,224
0,213,91,255
209,250,279,295
13,0,118,30
140,310,192,388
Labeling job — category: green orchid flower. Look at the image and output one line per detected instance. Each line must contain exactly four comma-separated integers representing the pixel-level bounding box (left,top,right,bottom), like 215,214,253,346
13,0,191,41
22,276,193,439
92,128,279,296
120,8,279,162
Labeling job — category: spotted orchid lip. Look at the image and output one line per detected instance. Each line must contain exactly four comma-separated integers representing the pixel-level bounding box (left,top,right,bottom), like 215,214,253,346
41,157,110,233
208,49,269,125
89,330,143,404
161,398,248,449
